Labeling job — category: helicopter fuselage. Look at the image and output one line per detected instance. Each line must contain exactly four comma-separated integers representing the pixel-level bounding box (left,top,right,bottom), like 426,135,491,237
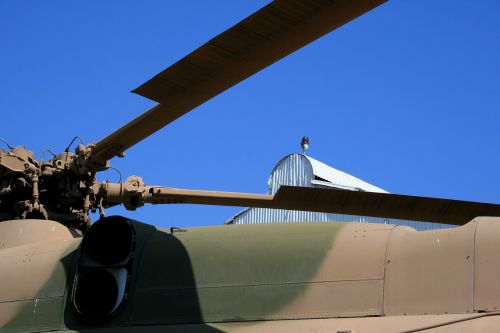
1,217,500,332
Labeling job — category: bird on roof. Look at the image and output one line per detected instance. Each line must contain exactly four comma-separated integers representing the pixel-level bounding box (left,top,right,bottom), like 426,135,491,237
301,136,309,155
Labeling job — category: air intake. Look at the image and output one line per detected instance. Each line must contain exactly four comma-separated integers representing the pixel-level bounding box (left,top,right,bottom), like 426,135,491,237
72,216,135,322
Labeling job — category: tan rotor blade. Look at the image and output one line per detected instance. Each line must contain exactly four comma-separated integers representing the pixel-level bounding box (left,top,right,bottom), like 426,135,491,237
146,185,500,225
92,0,387,162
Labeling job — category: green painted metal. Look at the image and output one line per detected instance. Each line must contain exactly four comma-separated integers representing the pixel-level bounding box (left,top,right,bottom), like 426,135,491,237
0,239,80,333
0,298,63,333
131,222,343,324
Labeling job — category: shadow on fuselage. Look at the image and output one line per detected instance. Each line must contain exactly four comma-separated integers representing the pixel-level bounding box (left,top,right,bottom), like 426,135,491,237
1,219,223,333
62,220,225,332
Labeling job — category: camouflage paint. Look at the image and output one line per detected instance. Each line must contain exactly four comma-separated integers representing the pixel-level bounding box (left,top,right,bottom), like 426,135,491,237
0,220,81,333
1,220,351,331
129,221,393,324
5,218,500,333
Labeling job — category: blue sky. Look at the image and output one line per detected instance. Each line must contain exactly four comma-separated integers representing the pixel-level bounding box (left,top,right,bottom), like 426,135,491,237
1,1,499,228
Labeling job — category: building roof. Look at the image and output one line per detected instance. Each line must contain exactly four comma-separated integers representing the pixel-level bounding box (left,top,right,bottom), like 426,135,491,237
300,154,387,193
267,154,387,194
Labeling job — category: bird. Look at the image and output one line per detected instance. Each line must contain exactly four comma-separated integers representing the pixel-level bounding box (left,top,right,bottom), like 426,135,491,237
301,136,310,155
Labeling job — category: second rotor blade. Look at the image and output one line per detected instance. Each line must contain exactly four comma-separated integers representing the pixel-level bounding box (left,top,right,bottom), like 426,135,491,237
146,186,500,225
92,0,387,162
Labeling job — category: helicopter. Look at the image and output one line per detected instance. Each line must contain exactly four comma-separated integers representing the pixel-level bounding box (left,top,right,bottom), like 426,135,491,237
2,0,500,332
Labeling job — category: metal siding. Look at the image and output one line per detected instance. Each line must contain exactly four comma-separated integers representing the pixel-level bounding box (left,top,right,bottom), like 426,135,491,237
231,208,449,230
268,154,312,194
228,154,450,231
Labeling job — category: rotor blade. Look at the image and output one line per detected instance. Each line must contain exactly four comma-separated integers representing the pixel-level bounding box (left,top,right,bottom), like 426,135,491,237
92,0,387,162
273,186,500,225
145,186,500,225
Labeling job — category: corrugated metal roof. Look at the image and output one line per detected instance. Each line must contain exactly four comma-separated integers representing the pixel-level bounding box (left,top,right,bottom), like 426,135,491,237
267,154,386,194
305,155,387,193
